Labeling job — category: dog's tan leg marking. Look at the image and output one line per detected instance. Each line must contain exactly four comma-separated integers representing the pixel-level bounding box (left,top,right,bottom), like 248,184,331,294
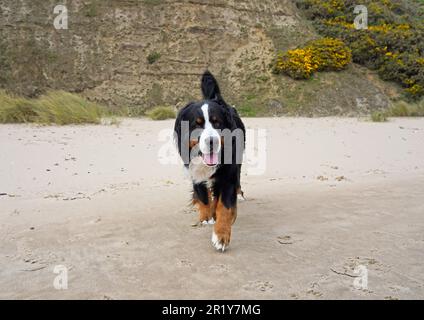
212,197,237,251
210,190,218,221
231,205,238,225
194,198,211,223
193,189,216,225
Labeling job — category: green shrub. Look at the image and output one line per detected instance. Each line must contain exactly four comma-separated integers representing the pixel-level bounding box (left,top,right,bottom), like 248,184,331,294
371,111,388,122
147,52,161,64
146,106,176,120
84,1,98,17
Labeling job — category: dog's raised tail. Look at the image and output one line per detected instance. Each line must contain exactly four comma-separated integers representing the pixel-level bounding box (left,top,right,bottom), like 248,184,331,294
201,70,221,100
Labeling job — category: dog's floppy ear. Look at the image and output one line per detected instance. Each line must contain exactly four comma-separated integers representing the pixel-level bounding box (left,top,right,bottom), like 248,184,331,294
201,71,236,130
222,104,236,131
201,70,221,100
201,71,235,128
174,102,194,156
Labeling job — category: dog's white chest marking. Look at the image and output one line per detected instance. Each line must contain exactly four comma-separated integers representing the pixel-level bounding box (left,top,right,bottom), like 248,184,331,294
188,157,216,184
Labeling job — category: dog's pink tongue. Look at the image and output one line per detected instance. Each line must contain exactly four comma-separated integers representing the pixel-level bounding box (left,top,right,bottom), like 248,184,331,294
203,153,218,166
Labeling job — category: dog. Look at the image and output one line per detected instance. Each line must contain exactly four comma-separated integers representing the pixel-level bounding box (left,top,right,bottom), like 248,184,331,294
174,71,245,252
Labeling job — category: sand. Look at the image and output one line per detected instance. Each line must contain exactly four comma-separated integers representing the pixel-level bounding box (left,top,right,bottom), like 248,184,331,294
0,117,423,299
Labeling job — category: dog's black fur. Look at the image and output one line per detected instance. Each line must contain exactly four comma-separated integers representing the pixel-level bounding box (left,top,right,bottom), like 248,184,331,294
174,71,245,248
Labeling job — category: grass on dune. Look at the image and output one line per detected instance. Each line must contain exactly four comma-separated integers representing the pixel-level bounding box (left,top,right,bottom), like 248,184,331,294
370,99,424,122
0,90,103,125
0,91,178,124
146,105,176,120
370,111,388,122
389,100,424,117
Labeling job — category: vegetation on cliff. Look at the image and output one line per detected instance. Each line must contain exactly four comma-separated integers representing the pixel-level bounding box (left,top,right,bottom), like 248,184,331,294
295,0,424,100
273,38,352,79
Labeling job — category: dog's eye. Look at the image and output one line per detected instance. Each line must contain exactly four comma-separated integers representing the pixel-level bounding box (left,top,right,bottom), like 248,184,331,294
211,118,220,128
195,118,204,127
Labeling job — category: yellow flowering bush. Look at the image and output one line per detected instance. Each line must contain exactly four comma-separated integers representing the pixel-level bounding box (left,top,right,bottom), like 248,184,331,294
274,38,351,79
274,48,317,79
310,38,352,71
405,85,424,97
296,0,424,99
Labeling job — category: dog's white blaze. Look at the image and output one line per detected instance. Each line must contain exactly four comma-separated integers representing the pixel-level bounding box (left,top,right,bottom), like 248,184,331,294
199,104,221,155
201,103,211,128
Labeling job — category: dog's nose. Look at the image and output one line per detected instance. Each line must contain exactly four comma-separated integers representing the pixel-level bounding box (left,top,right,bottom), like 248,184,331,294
204,136,220,153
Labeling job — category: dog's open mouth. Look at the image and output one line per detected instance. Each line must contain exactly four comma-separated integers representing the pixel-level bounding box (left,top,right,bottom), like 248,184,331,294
202,152,219,167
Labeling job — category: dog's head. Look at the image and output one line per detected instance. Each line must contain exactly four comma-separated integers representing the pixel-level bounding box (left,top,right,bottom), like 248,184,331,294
174,71,235,167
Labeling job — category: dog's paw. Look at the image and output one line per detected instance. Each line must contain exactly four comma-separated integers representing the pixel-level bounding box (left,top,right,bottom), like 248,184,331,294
201,218,215,225
211,231,230,252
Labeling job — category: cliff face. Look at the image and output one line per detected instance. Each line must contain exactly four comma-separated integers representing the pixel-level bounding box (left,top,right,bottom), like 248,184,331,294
0,0,394,115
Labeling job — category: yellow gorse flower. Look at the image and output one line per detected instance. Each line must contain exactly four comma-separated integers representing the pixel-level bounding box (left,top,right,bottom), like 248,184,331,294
274,38,351,79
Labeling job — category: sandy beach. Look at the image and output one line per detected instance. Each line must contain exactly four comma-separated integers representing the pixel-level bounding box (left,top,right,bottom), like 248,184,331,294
1,117,423,299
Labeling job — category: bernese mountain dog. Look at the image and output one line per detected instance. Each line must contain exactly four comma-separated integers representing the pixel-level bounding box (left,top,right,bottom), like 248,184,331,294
174,71,245,252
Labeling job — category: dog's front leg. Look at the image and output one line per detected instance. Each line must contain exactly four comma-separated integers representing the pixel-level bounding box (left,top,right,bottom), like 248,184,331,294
212,189,237,252
193,183,214,224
